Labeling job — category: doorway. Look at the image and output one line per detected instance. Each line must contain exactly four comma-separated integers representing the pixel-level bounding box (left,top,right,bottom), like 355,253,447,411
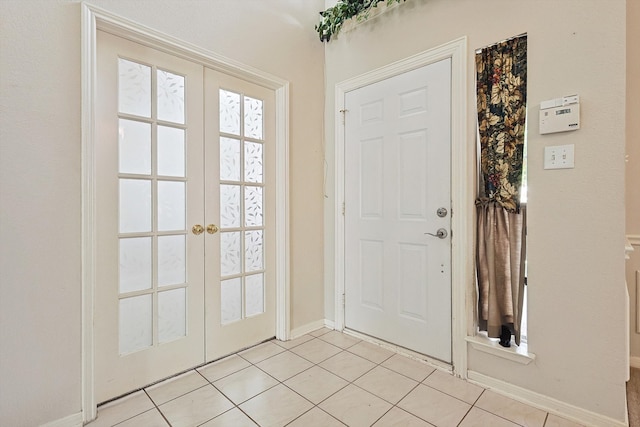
82,6,290,420
333,38,470,373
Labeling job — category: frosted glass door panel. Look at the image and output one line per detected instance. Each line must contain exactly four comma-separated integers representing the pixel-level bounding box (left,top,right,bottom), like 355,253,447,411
200,65,276,362
245,230,263,272
96,30,207,403
244,96,263,139
157,69,185,124
158,288,186,343
119,295,153,354
244,142,263,183
220,137,241,181
245,186,263,227
221,278,242,324
220,232,241,276
220,89,241,135
212,78,271,346
158,235,186,286
118,58,151,118
220,185,240,228
157,181,186,231
157,126,185,177
119,119,151,175
245,273,264,317
119,179,152,233
119,237,152,293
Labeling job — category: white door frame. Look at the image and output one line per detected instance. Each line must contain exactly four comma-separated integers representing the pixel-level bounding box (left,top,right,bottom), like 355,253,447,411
81,3,290,422
334,37,470,377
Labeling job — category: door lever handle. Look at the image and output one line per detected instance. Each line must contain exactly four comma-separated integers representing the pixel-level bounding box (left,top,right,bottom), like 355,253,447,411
424,228,448,239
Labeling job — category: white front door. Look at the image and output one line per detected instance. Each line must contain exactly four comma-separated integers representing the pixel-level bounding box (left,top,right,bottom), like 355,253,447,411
95,31,275,402
344,59,452,362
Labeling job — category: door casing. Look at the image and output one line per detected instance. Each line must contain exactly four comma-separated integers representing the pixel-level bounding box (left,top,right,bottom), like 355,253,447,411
334,37,470,377
81,3,290,422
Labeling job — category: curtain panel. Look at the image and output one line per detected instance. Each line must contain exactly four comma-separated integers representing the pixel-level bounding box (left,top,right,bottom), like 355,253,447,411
476,35,527,213
475,35,527,346
476,199,527,344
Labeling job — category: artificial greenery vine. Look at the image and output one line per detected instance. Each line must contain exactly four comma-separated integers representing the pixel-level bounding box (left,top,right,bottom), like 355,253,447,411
316,0,407,42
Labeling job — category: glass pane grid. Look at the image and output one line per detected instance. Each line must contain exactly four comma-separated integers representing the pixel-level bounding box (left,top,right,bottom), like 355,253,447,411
117,59,189,353
219,90,266,324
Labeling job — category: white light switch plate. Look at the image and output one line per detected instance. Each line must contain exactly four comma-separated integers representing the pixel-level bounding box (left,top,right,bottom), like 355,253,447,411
544,144,575,169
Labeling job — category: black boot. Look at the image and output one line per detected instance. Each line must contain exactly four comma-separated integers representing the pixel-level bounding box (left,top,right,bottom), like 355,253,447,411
499,325,511,347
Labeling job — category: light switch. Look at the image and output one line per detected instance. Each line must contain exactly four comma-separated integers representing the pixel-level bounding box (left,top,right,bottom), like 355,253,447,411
544,144,575,169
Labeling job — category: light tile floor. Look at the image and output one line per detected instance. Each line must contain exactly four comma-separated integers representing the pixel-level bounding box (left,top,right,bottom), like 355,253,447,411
87,328,585,427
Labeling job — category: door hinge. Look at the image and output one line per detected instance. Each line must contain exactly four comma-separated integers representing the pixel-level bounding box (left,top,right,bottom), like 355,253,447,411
339,108,348,125
342,202,345,216
341,293,346,307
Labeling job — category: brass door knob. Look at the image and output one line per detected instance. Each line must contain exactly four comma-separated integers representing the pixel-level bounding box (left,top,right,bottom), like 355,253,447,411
192,224,204,235
206,224,219,234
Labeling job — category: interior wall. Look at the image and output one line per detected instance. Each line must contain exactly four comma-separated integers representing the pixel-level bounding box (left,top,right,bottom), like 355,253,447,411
627,0,640,362
0,1,325,425
323,0,627,422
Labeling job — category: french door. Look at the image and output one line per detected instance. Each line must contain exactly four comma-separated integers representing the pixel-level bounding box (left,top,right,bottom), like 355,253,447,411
95,31,275,402
344,59,452,362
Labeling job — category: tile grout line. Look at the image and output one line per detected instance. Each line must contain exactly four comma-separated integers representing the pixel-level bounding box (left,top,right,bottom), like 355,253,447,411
454,401,475,427
142,387,173,427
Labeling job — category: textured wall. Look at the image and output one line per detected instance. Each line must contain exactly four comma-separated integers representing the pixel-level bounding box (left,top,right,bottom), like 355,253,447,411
323,0,627,422
0,2,83,425
627,0,640,361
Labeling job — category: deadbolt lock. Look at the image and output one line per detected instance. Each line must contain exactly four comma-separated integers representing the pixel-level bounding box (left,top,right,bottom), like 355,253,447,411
437,207,448,218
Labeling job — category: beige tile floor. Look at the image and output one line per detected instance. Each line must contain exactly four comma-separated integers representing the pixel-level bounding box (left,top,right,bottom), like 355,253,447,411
87,328,585,427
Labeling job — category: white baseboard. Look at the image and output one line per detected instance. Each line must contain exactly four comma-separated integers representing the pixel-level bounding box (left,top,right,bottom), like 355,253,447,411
39,412,83,427
468,371,627,427
324,319,336,330
631,356,640,369
290,319,332,339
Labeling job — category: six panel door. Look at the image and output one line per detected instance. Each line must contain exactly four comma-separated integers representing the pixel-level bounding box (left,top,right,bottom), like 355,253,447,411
344,59,453,362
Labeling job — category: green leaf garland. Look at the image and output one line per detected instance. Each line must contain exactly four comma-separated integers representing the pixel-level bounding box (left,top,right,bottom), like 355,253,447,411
316,0,406,42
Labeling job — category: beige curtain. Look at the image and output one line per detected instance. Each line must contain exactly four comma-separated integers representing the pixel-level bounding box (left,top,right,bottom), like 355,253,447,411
476,199,526,344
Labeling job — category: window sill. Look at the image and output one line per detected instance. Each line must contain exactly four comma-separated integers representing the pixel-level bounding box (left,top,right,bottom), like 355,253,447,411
466,335,536,365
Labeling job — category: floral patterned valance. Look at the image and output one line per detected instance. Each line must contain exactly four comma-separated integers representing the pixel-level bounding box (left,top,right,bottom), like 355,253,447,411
476,35,527,213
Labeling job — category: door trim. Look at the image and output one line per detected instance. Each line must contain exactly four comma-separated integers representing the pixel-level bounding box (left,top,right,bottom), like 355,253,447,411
333,37,470,378
81,3,290,422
